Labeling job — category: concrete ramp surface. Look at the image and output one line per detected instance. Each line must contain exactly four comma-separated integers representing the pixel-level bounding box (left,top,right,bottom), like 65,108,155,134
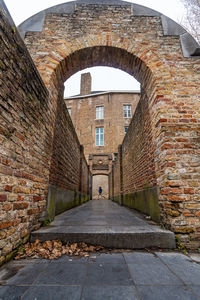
31,200,176,249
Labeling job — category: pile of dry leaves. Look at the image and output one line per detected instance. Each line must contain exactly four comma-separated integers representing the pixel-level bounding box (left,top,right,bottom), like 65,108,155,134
15,240,105,260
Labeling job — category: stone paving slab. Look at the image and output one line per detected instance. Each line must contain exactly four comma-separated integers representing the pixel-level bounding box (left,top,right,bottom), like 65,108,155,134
0,251,200,300
31,200,175,249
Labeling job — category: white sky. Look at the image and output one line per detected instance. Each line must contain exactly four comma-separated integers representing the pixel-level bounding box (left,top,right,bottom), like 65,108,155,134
4,0,185,96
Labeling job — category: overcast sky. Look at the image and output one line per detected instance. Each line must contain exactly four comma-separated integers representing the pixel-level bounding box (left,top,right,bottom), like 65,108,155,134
4,0,185,96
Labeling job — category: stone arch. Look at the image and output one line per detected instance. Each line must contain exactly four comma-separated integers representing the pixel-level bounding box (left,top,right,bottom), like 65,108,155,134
18,0,200,247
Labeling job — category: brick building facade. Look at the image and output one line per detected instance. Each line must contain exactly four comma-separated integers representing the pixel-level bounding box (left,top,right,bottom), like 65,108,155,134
65,72,140,198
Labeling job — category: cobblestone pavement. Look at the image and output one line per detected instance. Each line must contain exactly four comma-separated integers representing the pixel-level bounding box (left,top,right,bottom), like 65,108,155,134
0,251,200,299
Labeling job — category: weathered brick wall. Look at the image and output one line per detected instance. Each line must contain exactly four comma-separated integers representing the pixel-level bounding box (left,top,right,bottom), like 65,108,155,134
122,91,156,193
49,98,80,190
0,9,51,264
20,1,200,248
65,91,140,161
0,6,89,264
112,91,160,221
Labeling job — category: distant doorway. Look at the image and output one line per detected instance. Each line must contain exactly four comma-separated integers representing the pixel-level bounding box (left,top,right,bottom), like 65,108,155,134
92,175,109,200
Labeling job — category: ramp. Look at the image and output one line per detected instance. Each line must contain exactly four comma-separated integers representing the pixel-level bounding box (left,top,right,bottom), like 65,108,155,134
31,200,176,249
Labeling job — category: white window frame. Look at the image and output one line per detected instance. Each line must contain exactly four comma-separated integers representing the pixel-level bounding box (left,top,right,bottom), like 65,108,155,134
96,106,104,119
95,127,104,146
123,105,131,118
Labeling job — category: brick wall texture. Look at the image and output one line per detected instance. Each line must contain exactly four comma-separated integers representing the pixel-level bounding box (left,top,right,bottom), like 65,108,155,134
23,3,200,249
0,7,89,264
122,90,157,193
0,0,200,255
110,91,156,199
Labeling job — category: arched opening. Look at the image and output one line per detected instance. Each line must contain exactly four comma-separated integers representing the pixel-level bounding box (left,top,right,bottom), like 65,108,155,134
18,0,200,247
64,66,141,166
92,174,109,200
44,45,159,221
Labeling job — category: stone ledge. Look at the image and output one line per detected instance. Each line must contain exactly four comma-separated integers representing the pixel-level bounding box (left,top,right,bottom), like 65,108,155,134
161,15,186,36
161,15,200,57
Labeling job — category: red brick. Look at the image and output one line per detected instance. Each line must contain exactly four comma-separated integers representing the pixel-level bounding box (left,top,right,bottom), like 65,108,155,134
5,185,12,192
27,208,39,215
3,203,12,211
33,196,42,202
0,194,7,202
160,188,182,195
161,143,173,151
168,195,185,202
2,159,11,166
184,188,194,195
0,221,13,230
17,195,22,201
13,202,29,210
167,162,176,167
15,132,25,142
183,211,194,217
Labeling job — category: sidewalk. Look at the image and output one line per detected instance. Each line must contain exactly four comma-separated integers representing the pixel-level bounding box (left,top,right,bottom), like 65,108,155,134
0,251,200,299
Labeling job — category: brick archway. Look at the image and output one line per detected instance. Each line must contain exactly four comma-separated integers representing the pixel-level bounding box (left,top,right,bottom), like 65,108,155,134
20,0,200,248
1,0,200,261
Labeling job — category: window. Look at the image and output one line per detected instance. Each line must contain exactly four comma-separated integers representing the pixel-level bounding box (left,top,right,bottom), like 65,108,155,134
96,127,104,146
113,153,118,161
67,108,71,116
124,127,128,134
123,105,131,118
96,106,104,119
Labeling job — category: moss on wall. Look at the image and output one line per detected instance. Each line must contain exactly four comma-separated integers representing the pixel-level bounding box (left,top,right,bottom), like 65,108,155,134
47,185,90,220
113,195,121,205
113,187,160,222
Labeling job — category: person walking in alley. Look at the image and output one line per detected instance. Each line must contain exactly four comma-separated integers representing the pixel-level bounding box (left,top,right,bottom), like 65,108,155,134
98,186,102,199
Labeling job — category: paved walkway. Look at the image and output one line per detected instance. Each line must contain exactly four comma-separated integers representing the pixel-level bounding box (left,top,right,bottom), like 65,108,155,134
0,251,200,299
0,201,200,299
31,200,175,249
